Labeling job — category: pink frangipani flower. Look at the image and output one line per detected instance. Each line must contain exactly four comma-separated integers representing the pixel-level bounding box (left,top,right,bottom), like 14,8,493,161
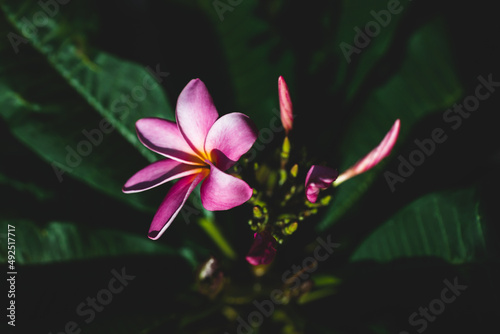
305,119,400,203
123,79,258,240
245,230,278,266
278,76,293,135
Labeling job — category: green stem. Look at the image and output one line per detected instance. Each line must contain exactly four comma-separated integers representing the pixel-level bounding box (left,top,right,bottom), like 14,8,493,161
198,217,237,260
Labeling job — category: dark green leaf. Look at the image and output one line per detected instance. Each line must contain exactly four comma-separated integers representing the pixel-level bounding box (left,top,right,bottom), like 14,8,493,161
0,220,185,264
350,187,488,263
318,19,463,231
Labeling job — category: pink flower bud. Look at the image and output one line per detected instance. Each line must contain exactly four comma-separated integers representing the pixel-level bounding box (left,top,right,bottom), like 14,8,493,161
305,165,339,203
278,76,293,135
335,119,400,185
246,230,277,266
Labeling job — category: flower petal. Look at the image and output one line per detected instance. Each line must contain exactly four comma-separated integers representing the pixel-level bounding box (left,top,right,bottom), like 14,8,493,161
335,119,400,185
246,231,277,266
305,165,338,203
176,79,219,155
148,172,206,240
204,112,258,171
122,159,204,193
136,118,204,165
278,76,293,134
200,161,253,211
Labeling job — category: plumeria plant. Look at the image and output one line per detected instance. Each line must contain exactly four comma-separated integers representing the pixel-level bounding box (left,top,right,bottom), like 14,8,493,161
123,76,400,269
3,1,496,332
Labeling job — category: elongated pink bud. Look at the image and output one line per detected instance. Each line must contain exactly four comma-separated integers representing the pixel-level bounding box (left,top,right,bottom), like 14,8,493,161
334,119,400,186
246,231,277,266
278,76,293,135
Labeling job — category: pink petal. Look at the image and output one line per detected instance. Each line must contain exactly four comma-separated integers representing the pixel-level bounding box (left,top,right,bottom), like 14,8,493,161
148,172,207,240
278,76,293,134
176,79,219,155
305,165,339,203
245,231,277,266
335,119,400,185
122,159,204,193
136,118,204,165
204,112,258,171
200,161,253,211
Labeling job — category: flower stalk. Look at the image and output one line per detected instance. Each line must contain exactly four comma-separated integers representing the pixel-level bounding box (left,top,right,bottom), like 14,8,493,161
198,217,237,260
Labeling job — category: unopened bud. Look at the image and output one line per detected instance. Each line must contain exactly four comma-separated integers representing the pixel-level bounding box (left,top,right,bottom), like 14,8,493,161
278,76,293,134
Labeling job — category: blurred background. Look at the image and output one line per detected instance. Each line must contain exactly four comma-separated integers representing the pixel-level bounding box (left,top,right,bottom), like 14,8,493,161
1,0,499,333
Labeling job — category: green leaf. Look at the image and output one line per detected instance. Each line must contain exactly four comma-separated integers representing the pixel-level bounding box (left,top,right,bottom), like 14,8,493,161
0,2,218,224
0,4,175,213
0,76,158,213
334,0,407,95
0,219,185,265
0,170,54,202
1,1,174,162
197,1,294,129
318,19,463,231
350,187,488,264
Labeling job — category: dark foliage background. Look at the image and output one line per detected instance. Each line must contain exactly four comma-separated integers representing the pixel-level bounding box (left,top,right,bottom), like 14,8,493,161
1,0,499,333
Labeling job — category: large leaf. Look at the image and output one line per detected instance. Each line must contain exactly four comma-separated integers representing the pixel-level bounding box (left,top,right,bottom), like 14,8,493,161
350,187,488,264
196,0,295,129
333,0,408,96
0,3,176,213
1,1,174,160
0,2,218,227
317,19,462,231
0,220,187,265
0,71,158,213
0,170,54,202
